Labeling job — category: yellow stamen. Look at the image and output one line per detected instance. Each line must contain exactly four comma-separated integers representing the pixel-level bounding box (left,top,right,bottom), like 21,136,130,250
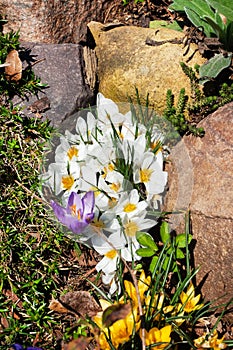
110,182,120,192
108,163,115,171
61,175,74,190
70,204,82,220
92,218,105,228
77,209,81,220
70,204,76,216
124,221,139,237
117,130,124,139
102,163,115,178
150,141,162,153
108,197,117,208
102,167,108,179
67,146,78,160
124,203,137,213
105,249,117,259
90,186,101,197
140,168,153,183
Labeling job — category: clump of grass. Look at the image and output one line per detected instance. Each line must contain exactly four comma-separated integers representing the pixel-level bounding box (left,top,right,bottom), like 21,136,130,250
180,62,233,121
0,106,68,348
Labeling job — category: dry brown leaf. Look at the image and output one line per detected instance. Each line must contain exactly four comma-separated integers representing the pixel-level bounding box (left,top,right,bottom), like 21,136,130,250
59,291,102,317
49,298,69,314
62,337,89,350
29,96,51,113
102,303,131,327
5,50,22,81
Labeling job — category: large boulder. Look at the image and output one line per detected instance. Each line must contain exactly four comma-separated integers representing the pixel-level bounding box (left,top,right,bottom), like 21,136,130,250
14,43,95,127
87,22,206,114
0,0,117,43
164,103,233,314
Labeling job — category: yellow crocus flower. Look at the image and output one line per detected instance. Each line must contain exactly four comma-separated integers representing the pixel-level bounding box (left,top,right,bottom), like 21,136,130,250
141,325,172,348
145,292,174,321
124,270,151,307
194,329,227,349
171,303,185,326
180,282,203,313
93,299,140,349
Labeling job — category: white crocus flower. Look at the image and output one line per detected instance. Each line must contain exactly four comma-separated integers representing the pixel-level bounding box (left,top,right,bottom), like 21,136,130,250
60,162,81,196
147,193,164,210
88,140,116,170
102,272,121,296
55,136,87,165
75,112,98,143
96,93,126,129
98,171,124,205
133,151,167,198
122,212,157,245
92,231,133,275
112,189,148,219
42,162,80,196
119,119,147,142
81,211,117,242
79,166,109,210
120,133,147,165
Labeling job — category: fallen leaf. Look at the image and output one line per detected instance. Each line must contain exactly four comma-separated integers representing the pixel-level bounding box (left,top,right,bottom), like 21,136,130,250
62,337,89,350
29,97,50,113
5,50,22,81
59,291,101,317
102,303,131,327
49,298,69,314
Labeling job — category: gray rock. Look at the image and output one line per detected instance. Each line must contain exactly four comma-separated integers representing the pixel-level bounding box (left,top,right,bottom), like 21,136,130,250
14,43,95,127
164,103,233,317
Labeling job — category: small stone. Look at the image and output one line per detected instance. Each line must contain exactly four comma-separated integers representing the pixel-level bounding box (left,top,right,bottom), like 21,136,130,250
5,50,22,81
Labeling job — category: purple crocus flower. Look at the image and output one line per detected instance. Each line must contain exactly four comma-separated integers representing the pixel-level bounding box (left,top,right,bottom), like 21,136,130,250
51,191,95,234
11,344,42,350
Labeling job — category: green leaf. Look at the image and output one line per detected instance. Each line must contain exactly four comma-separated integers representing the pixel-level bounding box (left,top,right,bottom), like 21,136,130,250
199,53,232,84
206,0,233,21
204,15,225,40
149,20,183,32
169,0,188,12
169,0,215,20
176,248,185,259
175,233,192,248
136,231,158,250
184,7,214,37
215,11,225,31
169,0,217,36
136,247,155,257
160,221,170,244
162,256,169,271
149,255,159,273
205,15,233,51
225,21,233,51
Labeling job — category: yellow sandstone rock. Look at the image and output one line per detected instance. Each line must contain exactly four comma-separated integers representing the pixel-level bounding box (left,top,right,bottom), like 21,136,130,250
88,22,206,114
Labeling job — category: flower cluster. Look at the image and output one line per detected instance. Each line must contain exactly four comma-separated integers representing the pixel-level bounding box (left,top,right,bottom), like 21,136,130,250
93,271,172,349
194,330,228,350
42,93,167,291
92,271,205,349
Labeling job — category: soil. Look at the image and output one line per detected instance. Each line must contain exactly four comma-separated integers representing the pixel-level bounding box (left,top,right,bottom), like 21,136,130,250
99,0,174,27
76,0,182,44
